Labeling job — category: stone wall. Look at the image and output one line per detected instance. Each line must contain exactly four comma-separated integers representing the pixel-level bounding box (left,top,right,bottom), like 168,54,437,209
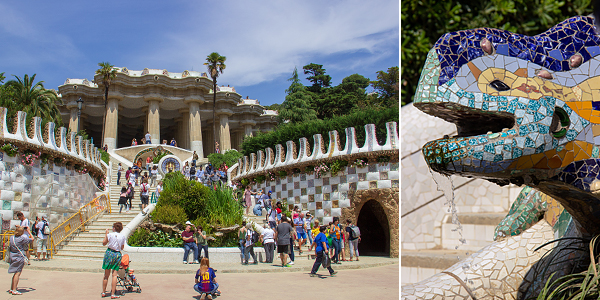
0,151,100,231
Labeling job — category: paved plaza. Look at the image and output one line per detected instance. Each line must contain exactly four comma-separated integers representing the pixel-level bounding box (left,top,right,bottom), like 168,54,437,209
0,258,399,299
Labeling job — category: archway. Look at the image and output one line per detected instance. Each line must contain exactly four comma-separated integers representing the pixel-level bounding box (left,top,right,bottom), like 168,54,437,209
357,199,389,256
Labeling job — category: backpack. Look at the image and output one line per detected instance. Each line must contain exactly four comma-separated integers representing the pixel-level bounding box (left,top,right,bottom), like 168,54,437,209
250,230,259,245
141,183,149,195
43,221,51,235
190,166,196,175
32,223,39,236
349,225,361,239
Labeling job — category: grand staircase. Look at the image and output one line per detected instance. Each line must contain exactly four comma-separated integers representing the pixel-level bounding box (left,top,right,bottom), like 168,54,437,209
53,161,145,261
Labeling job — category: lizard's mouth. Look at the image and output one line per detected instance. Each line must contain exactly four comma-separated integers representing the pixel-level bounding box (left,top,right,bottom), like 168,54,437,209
417,102,516,139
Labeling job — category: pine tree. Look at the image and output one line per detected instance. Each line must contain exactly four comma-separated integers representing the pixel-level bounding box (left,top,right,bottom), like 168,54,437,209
278,68,317,124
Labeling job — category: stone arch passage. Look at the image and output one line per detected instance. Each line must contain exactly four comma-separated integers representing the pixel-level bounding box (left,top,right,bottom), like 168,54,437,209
357,199,390,256
341,188,399,258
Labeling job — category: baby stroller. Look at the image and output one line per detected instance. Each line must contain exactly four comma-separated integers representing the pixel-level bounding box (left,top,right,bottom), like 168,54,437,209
116,254,142,295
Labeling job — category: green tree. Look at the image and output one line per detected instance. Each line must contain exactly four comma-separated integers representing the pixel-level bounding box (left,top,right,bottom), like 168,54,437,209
204,52,227,151
369,66,399,107
278,68,317,124
303,63,332,94
401,0,593,106
95,62,117,147
3,74,63,126
314,73,370,119
264,103,281,111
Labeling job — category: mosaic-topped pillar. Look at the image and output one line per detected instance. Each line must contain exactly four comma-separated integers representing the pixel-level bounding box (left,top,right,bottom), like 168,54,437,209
103,98,119,151
147,100,160,144
219,113,232,152
188,101,204,159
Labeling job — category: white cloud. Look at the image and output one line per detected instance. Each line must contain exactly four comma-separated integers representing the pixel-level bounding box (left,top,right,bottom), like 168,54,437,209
131,0,399,86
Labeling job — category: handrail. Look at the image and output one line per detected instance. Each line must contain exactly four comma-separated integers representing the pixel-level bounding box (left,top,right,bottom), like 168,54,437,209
47,193,110,258
1,194,110,261
1,230,14,262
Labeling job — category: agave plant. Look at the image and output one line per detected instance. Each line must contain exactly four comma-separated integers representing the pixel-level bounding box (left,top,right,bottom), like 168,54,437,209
535,235,600,299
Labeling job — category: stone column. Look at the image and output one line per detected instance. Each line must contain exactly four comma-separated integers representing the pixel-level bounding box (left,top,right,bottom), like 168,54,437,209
180,109,190,150
147,100,160,144
188,102,204,158
69,108,79,133
244,124,253,137
103,98,119,150
219,113,232,152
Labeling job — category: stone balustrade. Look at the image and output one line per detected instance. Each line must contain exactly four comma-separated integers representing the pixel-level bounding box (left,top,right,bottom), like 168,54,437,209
0,107,104,175
229,122,399,181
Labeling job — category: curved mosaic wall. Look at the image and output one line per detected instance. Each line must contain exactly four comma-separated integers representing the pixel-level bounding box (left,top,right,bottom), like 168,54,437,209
0,108,104,175
229,122,399,224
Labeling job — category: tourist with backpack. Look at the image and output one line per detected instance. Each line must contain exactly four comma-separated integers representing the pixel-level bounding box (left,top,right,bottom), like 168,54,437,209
345,219,361,261
190,163,197,181
243,223,258,265
118,186,128,213
126,183,134,213
35,215,50,261
140,179,150,214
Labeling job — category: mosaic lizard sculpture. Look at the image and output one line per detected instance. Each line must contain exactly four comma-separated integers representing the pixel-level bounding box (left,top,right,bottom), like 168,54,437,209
403,15,600,300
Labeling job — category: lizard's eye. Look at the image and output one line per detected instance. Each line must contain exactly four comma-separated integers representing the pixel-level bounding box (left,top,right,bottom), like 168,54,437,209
490,80,510,91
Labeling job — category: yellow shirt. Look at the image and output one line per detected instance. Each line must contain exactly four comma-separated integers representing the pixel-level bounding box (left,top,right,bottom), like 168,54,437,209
311,227,320,238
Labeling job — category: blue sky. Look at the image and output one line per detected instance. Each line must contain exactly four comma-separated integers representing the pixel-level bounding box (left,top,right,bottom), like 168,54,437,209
0,1,399,107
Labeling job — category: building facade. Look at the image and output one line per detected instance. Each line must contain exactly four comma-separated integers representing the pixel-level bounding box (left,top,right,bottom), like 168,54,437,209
57,67,278,159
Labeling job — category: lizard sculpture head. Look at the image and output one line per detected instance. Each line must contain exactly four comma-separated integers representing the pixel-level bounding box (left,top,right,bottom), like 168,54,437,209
414,16,600,234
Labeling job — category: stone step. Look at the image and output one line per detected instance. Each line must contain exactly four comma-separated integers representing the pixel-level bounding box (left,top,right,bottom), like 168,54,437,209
65,236,103,242
54,251,104,259
441,213,504,251
61,245,109,251
401,249,471,284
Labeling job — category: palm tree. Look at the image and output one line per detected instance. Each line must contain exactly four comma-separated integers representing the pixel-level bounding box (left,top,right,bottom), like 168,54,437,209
95,62,117,147
4,74,63,126
204,52,226,151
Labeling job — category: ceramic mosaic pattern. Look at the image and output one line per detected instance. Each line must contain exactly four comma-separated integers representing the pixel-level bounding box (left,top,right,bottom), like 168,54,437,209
400,14,600,298
251,162,398,225
412,15,600,235
0,152,100,232
402,221,555,300
401,104,521,253
494,186,572,241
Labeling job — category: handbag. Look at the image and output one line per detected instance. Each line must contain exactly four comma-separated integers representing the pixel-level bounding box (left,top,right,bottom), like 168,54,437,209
321,251,331,268
3,250,10,264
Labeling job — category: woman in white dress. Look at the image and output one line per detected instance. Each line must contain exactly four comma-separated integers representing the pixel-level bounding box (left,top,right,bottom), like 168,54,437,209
101,222,126,299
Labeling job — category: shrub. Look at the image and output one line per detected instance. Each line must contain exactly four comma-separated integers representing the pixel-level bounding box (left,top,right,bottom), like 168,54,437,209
98,148,109,165
240,106,398,156
330,159,348,176
128,228,182,247
151,204,187,225
158,172,213,221
207,149,243,169
153,151,169,164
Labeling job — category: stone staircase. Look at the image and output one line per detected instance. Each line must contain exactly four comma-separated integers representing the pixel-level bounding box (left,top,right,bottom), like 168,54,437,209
53,160,145,261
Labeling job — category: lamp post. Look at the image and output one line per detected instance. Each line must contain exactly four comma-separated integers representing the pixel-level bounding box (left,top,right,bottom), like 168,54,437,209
76,97,83,134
